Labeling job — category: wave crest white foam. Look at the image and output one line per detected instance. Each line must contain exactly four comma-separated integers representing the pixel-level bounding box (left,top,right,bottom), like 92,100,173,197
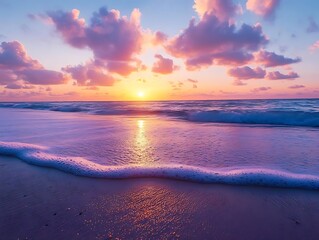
1,141,319,190
1,101,319,127
187,110,319,127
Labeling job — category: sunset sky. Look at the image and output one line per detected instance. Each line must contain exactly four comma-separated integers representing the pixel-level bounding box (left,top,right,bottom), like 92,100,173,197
0,0,319,101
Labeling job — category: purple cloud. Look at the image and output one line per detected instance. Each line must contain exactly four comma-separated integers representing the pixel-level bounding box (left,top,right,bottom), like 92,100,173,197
228,66,266,79
267,71,299,80
255,50,301,67
48,7,143,75
152,31,168,45
5,82,35,89
19,69,67,85
166,14,268,70
289,85,305,89
0,41,66,86
251,86,271,93
0,41,41,70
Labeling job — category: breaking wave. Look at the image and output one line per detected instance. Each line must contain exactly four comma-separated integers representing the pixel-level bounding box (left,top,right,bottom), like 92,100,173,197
1,101,319,127
1,141,319,190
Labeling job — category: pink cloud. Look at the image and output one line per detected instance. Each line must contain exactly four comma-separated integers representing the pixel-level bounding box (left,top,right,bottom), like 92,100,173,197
63,63,115,86
246,0,280,19
104,61,138,76
310,40,319,51
193,0,241,21
48,7,143,75
152,54,178,74
0,70,17,85
255,50,301,67
166,14,268,70
187,78,198,83
289,85,305,89
251,86,271,93
267,71,299,80
228,66,266,79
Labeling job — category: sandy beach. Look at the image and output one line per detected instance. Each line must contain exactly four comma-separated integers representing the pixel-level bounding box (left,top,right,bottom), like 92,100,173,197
1,156,319,240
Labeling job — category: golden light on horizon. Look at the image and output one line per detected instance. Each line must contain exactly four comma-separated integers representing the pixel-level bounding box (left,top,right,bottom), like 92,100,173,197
137,90,145,98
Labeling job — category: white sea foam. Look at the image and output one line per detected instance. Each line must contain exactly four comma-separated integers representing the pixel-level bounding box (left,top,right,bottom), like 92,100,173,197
1,141,319,190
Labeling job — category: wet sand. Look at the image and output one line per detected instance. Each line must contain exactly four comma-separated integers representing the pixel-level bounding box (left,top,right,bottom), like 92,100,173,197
1,156,319,240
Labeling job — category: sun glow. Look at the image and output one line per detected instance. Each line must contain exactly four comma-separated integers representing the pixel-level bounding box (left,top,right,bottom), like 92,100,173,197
137,90,145,98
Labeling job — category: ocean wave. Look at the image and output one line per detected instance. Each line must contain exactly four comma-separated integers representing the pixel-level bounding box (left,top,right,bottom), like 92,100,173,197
1,102,319,127
187,110,319,127
1,141,319,190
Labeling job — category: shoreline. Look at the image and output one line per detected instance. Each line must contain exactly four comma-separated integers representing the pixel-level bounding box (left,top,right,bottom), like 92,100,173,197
1,156,319,239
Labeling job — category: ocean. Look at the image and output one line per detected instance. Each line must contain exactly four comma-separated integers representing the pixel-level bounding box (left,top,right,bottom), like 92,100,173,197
0,99,319,189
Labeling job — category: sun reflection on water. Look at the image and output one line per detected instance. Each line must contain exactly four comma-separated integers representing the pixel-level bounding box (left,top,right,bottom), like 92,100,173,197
134,119,154,165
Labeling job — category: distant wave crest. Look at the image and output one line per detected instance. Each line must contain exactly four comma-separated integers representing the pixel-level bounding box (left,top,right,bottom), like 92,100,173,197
1,102,319,127
187,110,319,127
1,141,319,190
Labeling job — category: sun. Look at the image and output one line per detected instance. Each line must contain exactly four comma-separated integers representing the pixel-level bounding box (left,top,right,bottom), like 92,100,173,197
137,90,145,98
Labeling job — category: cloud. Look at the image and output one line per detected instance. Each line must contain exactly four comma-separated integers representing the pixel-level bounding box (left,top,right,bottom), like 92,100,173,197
152,31,168,45
0,41,41,70
0,41,66,86
28,13,53,24
255,50,301,67
0,70,17,85
193,0,241,21
232,79,247,86
169,80,183,91
246,0,280,19
19,69,67,85
309,40,319,52
85,86,99,91
187,78,198,83
306,17,319,33
166,14,268,70
152,54,178,74
63,63,115,86
187,78,198,88
228,66,266,79
4,82,35,89
47,7,143,76
102,60,139,76
267,71,299,80
251,86,271,93
289,85,305,89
